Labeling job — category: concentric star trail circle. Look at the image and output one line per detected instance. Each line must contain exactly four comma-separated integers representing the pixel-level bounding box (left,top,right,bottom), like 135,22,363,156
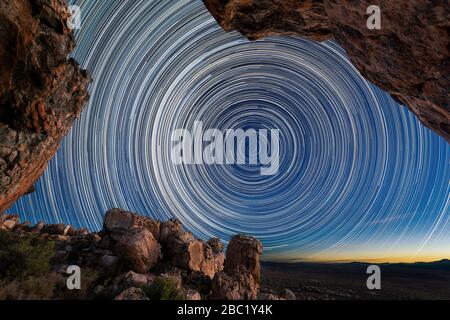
8,0,449,261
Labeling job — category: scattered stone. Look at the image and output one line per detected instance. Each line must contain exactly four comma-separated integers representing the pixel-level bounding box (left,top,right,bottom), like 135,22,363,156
114,287,149,301
185,289,202,300
280,288,296,300
0,214,19,230
113,271,155,291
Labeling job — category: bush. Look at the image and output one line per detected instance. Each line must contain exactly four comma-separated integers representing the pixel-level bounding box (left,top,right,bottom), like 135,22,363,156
0,274,62,300
55,267,101,300
0,230,59,299
0,230,55,278
142,277,186,300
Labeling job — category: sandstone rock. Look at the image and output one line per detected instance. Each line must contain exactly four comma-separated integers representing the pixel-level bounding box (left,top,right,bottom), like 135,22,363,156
210,235,263,300
325,0,449,142
113,271,155,291
159,219,184,243
158,218,226,279
74,228,89,236
31,221,45,233
211,272,241,300
167,238,205,272
98,255,119,274
199,242,225,278
0,0,90,211
224,235,263,284
163,232,225,278
114,228,162,273
280,288,296,300
104,209,135,234
207,237,224,254
211,268,259,300
0,214,19,230
213,252,225,274
114,287,149,301
203,0,331,41
186,289,202,300
41,224,73,236
11,220,31,233
203,0,450,142
104,208,161,240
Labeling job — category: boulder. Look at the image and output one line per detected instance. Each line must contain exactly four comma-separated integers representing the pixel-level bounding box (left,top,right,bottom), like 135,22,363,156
41,224,74,236
31,221,45,233
280,288,296,300
207,238,224,254
114,287,149,300
114,228,162,273
163,232,225,278
259,288,296,300
0,214,19,230
98,255,119,275
168,238,205,272
224,235,263,284
259,292,282,300
159,219,184,243
211,235,263,300
113,271,155,291
186,289,202,300
211,268,259,300
104,208,160,240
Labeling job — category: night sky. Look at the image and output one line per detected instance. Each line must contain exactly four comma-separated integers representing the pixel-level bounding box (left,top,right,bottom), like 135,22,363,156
8,0,450,262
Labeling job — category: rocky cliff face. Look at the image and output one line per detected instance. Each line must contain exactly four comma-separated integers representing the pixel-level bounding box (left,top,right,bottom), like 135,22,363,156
0,0,90,211
0,209,263,300
203,0,450,142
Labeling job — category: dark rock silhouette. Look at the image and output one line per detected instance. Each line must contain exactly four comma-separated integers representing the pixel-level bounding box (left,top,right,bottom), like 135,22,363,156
0,0,90,211
203,0,450,142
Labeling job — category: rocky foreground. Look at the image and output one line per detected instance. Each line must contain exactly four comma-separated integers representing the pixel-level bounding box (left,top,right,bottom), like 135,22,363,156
0,209,292,300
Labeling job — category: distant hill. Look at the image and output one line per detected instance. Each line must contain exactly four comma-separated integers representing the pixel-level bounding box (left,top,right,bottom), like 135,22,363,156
261,259,450,300
263,259,450,268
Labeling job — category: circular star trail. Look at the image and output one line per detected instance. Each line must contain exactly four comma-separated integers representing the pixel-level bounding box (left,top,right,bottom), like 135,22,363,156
8,0,450,261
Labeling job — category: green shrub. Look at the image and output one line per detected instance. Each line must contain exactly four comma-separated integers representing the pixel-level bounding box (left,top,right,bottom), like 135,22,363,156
55,267,101,300
0,274,61,300
0,230,59,300
142,277,186,300
0,230,55,278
